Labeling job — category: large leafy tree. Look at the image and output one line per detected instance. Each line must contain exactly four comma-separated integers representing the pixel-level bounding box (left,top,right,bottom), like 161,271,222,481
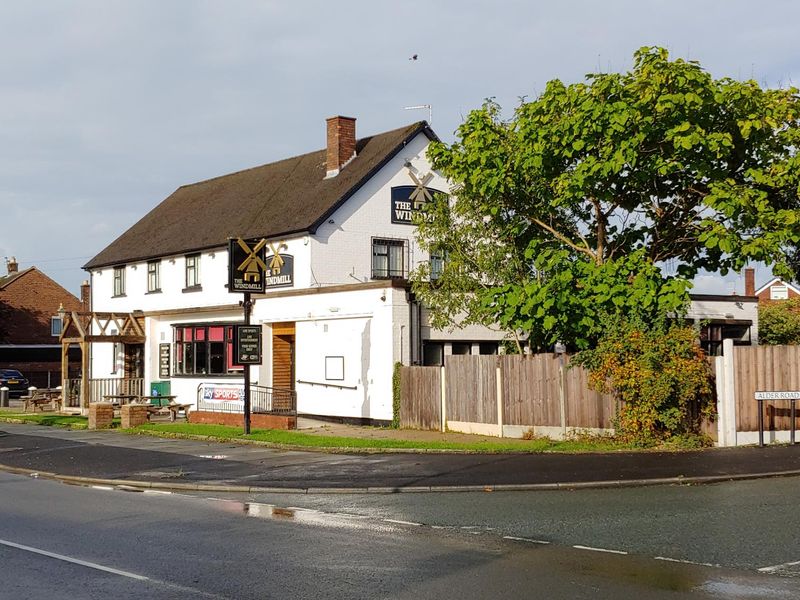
759,298,800,345
412,47,800,349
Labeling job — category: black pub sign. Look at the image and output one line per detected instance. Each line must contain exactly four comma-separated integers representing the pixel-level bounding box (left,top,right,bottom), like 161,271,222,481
390,186,443,225
228,238,267,294
158,343,170,378
264,253,294,288
235,325,262,364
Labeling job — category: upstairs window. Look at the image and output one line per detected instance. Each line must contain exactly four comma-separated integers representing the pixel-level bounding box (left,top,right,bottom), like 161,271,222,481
429,250,445,281
185,254,201,290
147,260,161,293
372,238,406,279
51,316,63,337
113,266,126,297
771,285,789,300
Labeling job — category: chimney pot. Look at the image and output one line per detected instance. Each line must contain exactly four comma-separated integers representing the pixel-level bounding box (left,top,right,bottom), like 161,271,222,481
6,256,18,275
326,116,357,177
744,267,755,296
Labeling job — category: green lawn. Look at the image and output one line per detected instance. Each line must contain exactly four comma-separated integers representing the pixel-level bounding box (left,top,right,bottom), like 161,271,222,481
0,411,635,453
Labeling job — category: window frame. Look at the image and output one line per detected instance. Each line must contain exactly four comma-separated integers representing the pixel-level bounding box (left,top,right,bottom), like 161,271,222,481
173,323,243,377
147,260,161,293
50,316,63,337
371,237,407,280
112,266,126,297
184,253,201,291
771,285,789,300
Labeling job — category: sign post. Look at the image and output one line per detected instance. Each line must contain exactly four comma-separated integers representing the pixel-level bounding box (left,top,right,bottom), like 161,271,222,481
229,238,267,434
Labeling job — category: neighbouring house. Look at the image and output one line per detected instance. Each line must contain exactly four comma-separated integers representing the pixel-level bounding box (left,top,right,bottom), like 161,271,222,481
0,257,85,388
746,266,800,304
83,117,506,424
687,293,758,356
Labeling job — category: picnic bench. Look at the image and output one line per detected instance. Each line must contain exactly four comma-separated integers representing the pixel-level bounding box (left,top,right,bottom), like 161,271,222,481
139,396,191,422
23,389,62,412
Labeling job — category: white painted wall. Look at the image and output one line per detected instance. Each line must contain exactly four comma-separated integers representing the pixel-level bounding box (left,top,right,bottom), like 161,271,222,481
687,297,759,344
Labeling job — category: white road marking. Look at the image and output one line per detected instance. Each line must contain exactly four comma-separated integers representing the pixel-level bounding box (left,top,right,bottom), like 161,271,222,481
0,538,149,580
655,556,720,568
503,536,550,545
383,519,422,526
90,485,114,491
573,545,628,555
757,559,800,573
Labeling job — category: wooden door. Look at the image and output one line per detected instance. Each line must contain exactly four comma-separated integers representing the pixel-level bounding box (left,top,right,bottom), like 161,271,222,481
272,322,295,390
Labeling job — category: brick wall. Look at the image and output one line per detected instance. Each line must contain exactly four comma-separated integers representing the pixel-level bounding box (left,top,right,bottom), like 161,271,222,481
189,410,296,430
756,281,800,305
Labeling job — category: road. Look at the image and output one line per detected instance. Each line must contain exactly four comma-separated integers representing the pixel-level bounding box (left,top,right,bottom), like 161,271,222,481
1,472,799,599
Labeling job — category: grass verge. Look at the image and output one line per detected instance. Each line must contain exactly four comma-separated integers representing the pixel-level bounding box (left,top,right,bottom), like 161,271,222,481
0,412,638,453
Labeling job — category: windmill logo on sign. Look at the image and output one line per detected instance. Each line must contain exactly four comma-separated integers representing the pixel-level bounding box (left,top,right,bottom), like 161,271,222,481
408,170,434,209
237,238,268,283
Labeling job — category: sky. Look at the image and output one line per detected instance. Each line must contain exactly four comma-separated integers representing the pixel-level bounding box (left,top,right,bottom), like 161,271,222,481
1,0,798,296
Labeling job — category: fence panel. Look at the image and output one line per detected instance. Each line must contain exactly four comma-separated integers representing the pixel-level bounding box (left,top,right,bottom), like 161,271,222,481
501,354,561,427
564,362,616,429
735,345,800,432
400,366,441,430
446,355,497,424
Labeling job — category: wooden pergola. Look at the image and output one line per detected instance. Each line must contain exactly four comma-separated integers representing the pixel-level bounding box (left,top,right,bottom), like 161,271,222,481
59,311,146,409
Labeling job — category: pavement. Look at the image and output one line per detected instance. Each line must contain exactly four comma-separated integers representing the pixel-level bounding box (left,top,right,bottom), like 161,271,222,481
2,421,800,493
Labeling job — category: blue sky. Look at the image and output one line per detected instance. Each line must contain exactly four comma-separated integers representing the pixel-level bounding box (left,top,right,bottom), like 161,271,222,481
1,1,798,295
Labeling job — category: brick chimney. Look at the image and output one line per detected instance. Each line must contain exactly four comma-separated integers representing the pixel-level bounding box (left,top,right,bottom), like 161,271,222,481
6,256,18,275
80,280,91,311
325,116,356,177
744,267,755,296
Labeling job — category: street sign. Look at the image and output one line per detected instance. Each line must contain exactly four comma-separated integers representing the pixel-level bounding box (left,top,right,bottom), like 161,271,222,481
228,238,268,293
235,325,262,365
755,391,800,400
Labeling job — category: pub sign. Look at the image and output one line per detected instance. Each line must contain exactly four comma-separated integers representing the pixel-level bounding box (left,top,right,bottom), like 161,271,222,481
390,185,444,225
235,325,262,364
158,343,170,378
228,237,268,294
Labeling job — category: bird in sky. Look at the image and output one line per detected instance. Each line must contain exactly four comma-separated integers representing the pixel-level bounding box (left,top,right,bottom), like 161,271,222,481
409,54,418,61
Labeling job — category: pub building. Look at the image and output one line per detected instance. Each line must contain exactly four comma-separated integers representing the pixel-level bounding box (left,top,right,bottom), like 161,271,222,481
82,117,505,424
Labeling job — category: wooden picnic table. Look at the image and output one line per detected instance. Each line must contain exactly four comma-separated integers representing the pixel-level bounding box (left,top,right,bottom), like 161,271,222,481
139,396,191,422
102,394,140,407
23,389,62,412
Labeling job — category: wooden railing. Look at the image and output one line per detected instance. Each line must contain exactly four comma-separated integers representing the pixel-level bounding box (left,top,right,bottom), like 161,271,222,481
66,377,144,406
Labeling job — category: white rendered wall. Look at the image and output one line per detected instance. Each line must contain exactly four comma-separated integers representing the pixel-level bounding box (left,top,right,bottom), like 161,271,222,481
687,297,759,344
309,132,447,286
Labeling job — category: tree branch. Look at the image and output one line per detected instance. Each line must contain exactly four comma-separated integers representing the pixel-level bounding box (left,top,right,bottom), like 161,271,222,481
531,217,596,259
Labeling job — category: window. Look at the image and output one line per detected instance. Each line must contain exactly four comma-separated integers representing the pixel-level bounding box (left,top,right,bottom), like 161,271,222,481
372,238,406,279
174,324,242,375
430,249,445,280
50,316,63,337
771,285,789,300
147,260,161,293
111,342,122,374
113,266,126,296
185,254,201,289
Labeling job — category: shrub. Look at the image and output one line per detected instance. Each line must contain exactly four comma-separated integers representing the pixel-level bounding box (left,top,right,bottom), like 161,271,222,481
392,361,402,429
573,317,715,446
759,298,800,345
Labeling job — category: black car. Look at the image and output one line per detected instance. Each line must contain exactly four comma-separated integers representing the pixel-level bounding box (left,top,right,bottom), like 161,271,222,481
0,369,30,398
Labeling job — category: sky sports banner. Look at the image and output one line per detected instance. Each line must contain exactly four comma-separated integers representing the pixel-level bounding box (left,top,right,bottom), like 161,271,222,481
201,384,244,404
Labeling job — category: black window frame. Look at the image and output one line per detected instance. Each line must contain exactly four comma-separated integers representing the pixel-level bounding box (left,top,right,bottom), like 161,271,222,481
184,253,201,291
147,260,161,293
371,237,407,280
112,265,126,297
173,323,243,377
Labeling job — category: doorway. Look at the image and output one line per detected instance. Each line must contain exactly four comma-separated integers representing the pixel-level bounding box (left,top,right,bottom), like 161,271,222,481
272,322,295,390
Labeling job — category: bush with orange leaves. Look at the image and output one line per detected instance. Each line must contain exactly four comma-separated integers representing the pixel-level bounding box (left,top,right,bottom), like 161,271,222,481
573,317,715,446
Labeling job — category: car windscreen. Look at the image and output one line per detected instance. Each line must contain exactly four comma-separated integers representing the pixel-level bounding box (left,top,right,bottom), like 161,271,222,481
0,370,23,378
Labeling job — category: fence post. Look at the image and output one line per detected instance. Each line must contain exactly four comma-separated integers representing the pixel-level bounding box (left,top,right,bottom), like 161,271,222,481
496,363,503,438
719,339,737,447
440,365,446,433
558,353,567,439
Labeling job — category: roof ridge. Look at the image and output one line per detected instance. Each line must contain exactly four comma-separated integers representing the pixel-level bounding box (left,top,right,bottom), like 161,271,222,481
176,122,426,192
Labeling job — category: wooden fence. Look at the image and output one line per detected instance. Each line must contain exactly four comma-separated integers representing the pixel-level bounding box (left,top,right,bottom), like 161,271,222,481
400,354,616,437
402,343,800,445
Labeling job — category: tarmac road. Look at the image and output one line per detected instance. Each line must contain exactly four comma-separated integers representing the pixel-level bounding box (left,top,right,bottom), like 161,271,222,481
2,471,799,599
3,423,800,490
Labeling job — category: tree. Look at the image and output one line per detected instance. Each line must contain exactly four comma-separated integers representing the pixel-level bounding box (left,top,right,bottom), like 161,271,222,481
412,47,800,349
759,298,800,345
